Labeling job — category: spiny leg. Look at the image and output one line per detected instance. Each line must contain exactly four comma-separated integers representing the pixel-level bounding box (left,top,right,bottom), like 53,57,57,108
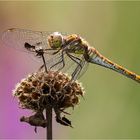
50,50,65,71
66,52,83,80
66,55,87,81
71,59,85,81
66,52,82,66
38,64,45,71
38,49,61,71
64,36,85,80
41,53,48,73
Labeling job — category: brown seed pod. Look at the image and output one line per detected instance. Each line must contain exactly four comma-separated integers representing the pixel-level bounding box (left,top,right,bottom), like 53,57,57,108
13,71,84,113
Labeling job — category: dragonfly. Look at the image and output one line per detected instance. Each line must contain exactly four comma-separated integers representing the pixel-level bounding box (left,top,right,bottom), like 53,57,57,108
2,28,140,83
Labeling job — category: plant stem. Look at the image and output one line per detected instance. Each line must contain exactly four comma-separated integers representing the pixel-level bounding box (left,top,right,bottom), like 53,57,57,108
46,105,52,140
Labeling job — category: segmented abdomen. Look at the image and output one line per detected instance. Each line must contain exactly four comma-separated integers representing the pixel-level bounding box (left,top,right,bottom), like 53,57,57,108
88,47,140,83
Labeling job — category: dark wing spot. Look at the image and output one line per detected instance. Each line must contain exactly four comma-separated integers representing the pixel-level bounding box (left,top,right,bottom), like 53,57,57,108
24,42,35,50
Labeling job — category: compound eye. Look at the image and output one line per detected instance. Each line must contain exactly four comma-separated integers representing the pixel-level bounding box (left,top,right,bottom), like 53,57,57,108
48,32,63,49
53,37,62,48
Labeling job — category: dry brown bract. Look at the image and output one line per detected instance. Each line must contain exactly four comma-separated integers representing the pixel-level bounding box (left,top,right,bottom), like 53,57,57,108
13,70,84,129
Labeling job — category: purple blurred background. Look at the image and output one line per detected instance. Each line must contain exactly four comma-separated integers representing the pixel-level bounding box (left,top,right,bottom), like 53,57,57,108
1,1,140,139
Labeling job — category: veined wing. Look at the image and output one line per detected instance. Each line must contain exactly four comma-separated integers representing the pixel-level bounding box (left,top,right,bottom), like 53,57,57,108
2,28,58,62
2,28,82,74
2,28,88,79
47,49,88,80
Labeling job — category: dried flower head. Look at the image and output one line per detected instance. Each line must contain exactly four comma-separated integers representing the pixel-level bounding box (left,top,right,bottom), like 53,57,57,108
13,70,84,128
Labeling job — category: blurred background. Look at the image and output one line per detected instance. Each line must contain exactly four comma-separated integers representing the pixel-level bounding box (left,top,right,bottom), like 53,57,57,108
0,1,140,139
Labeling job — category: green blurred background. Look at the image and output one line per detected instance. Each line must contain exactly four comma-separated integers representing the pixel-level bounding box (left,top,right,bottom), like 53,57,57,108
0,1,140,139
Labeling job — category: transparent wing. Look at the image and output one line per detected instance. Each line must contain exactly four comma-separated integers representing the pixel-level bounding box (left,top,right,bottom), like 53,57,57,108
1,28,75,72
44,50,64,70
47,50,89,80
2,28,51,50
62,53,89,80
74,59,89,80
1,28,57,62
2,28,88,79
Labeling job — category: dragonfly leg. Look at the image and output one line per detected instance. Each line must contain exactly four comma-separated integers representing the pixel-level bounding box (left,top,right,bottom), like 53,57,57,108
52,48,61,55
41,54,48,73
71,61,83,81
66,52,82,66
50,50,65,71
38,64,44,71
34,46,48,73
58,51,65,71
66,52,83,80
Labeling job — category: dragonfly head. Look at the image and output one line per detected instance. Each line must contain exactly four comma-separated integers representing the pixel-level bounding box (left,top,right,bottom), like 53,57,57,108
48,32,64,49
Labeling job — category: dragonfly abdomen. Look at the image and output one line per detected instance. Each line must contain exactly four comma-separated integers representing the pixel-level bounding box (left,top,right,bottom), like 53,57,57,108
88,48,140,83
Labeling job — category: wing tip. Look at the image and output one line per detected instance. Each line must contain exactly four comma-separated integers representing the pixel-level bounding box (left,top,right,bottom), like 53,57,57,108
1,28,16,44
2,28,16,36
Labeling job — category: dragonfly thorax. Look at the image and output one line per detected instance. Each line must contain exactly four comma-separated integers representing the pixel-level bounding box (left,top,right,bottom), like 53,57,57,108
47,32,64,49
67,45,85,54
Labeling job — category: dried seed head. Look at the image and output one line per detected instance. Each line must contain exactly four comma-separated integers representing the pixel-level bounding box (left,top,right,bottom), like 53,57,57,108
13,71,84,112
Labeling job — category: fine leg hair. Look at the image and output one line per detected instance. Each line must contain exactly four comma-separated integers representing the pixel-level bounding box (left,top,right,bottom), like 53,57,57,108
50,50,65,71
